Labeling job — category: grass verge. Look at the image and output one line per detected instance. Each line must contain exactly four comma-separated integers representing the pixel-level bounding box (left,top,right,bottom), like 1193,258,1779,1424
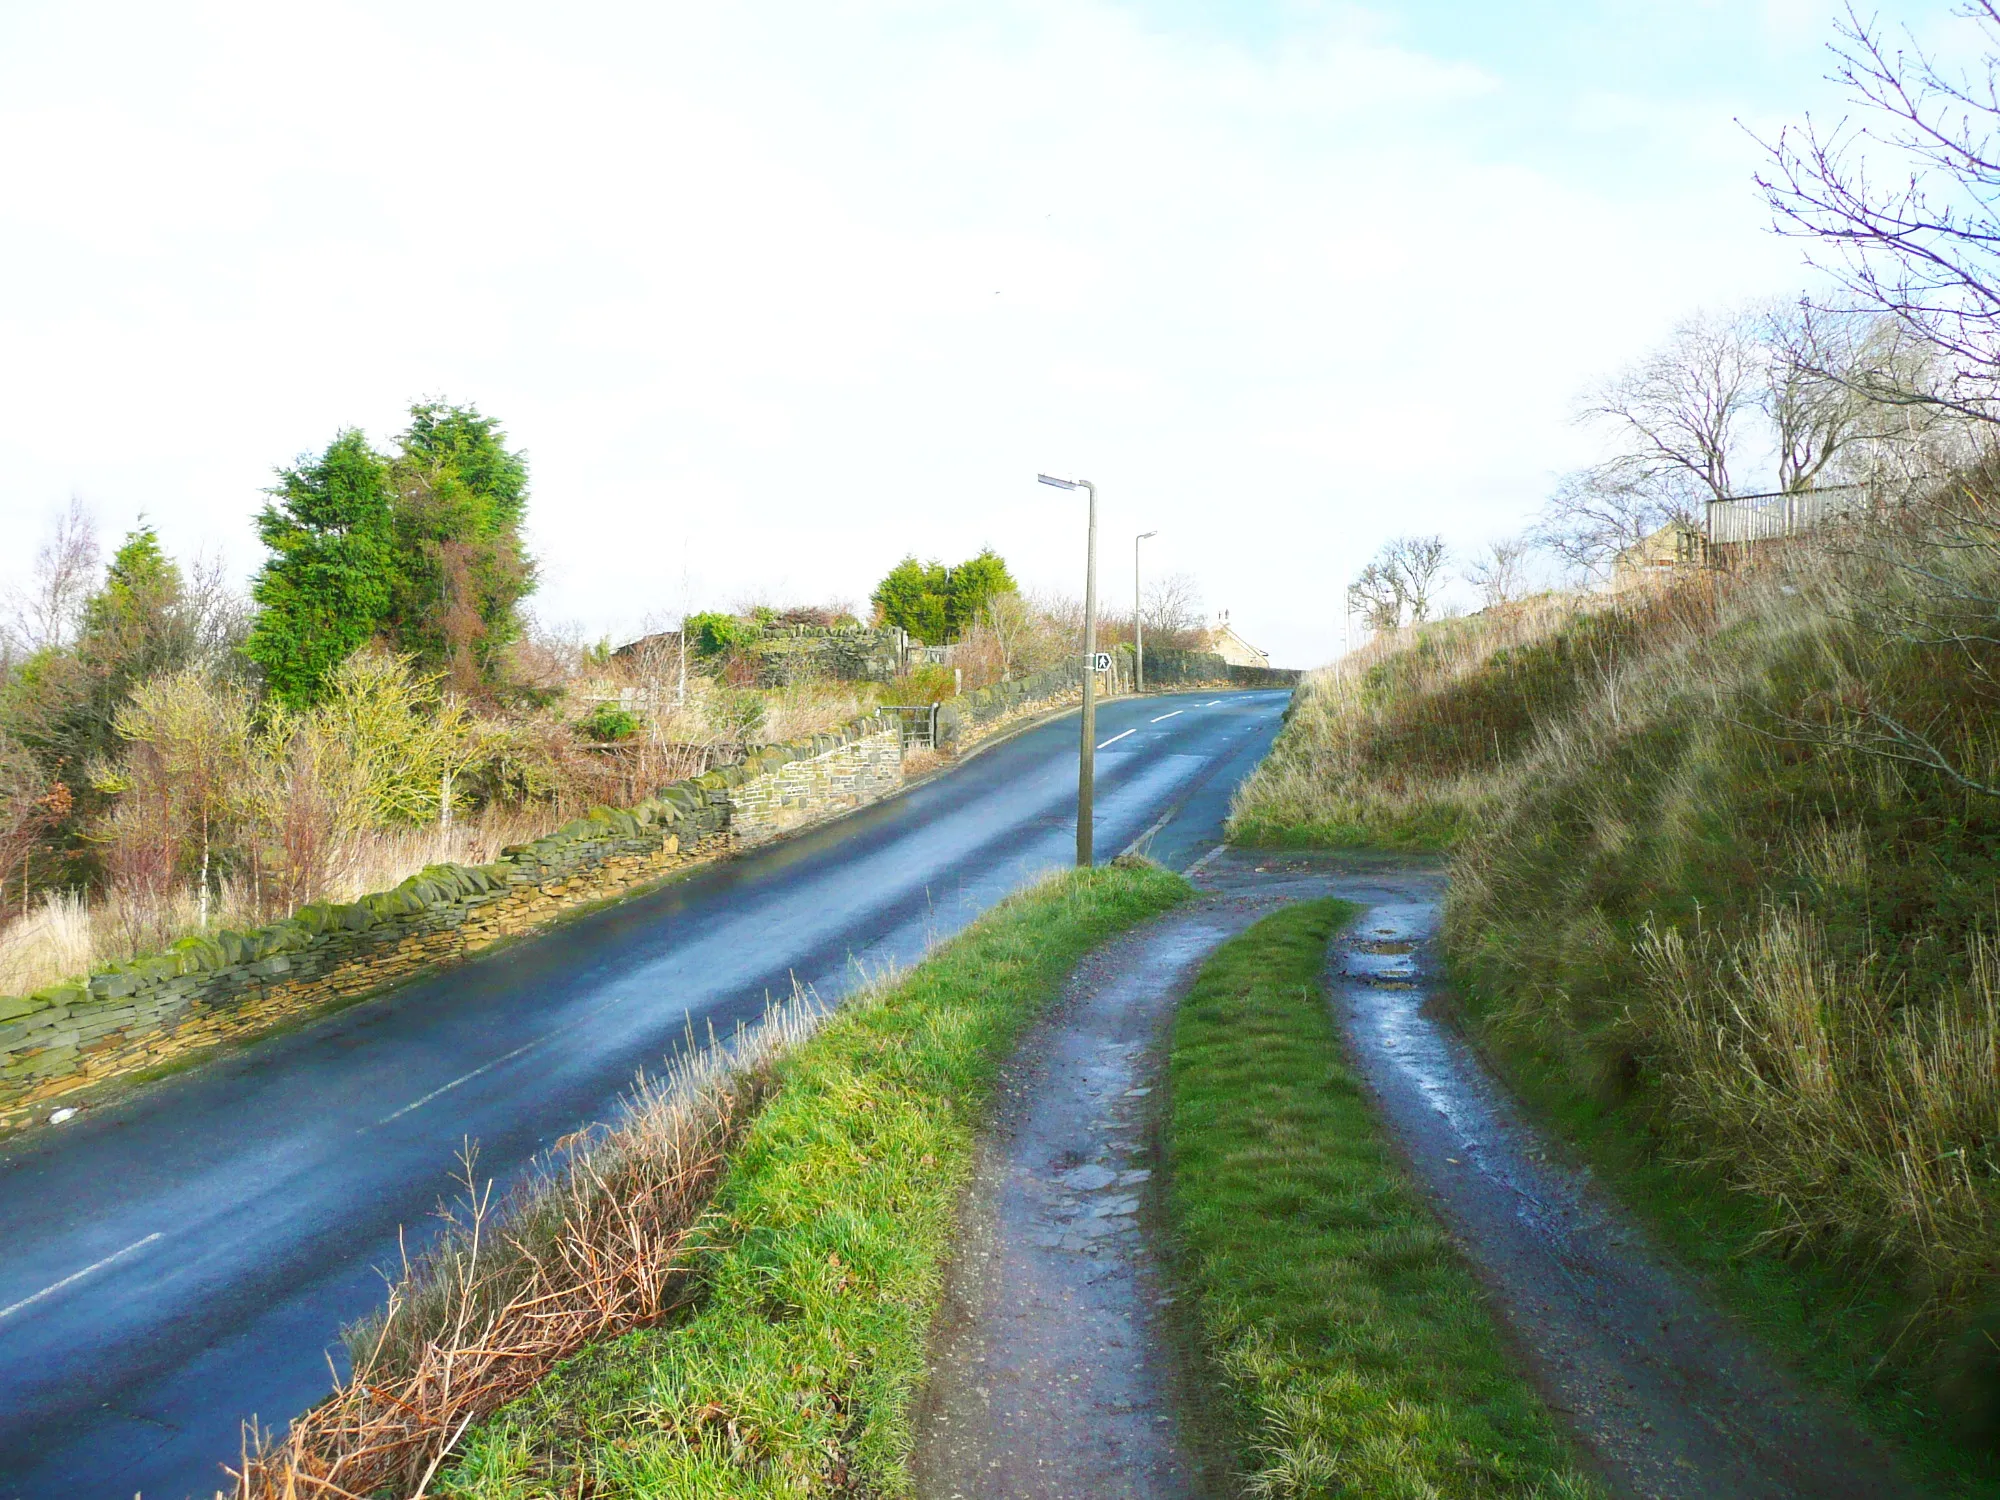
440,860,1191,1498
232,996,817,1498
1165,898,1598,1499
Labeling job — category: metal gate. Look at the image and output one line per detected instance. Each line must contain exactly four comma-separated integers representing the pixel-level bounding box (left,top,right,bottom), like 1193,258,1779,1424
883,703,942,748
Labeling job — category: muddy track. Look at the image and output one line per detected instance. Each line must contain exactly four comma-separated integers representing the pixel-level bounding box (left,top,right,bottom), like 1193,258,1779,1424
913,849,1924,1498
912,864,1343,1500
1319,851,1923,1500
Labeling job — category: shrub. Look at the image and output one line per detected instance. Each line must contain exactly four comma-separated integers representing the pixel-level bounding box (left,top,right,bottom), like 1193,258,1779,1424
684,611,758,659
896,663,958,703
575,701,640,742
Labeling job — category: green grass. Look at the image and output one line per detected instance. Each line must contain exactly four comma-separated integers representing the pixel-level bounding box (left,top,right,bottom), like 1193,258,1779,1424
1234,546,2000,1479
1454,1012,2000,1499
1229,806,1468,852
439,860,1190,1499
1164,898,1597,1499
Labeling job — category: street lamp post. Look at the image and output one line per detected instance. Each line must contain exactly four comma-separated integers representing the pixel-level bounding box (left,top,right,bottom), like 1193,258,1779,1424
1039,473,1099,867
1134,530,1157,693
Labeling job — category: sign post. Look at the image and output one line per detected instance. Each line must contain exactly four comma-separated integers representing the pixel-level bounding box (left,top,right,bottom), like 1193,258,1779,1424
1039,473,1100,866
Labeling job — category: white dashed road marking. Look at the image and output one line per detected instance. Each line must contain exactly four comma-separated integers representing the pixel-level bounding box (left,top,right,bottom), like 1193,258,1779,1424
377,1039,540,1125
0,1233,163,1321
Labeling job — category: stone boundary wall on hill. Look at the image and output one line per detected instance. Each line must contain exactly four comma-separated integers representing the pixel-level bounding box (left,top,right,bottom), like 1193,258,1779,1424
730,727,903,845
936,658,1105,749
1138,648,1301,691
930,652,1179,752
0,717,904,1135
752,624,906,685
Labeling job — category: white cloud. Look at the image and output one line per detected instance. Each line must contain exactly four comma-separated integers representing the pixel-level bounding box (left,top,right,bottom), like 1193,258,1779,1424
0,0,1920,664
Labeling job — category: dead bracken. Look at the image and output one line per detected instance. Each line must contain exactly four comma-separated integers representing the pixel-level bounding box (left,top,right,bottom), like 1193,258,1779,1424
228,997,820,1499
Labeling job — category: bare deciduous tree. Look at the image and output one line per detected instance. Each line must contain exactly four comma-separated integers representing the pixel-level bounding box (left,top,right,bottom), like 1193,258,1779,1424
4,498,100,656
1758,302,1966,491
955,590,1080,683
1346,536,1449,632
1141,572,1204,647
1535,466,1688,578
1757,2,2000,425
1589,311,1758,505
1539,296,1958,577
1346,562,1403,633
182,550,254,672
1386,535,1448,622
1465,537,1533,609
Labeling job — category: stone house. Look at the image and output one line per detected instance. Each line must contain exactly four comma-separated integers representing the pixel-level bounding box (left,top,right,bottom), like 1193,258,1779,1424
1202,611,1271,668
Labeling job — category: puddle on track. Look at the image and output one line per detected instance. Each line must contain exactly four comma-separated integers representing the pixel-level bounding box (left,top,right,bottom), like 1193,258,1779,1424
1325,863,1922,1500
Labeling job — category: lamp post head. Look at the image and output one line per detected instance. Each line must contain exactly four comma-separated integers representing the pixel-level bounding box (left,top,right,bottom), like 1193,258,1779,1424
1137,530,1158,541
1038,473,1085,491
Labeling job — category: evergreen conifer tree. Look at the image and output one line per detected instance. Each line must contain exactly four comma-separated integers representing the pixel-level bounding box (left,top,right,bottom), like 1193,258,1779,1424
244,430,397,708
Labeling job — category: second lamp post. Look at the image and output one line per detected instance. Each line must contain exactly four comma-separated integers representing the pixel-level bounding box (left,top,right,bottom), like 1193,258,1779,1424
1134,530,1157,693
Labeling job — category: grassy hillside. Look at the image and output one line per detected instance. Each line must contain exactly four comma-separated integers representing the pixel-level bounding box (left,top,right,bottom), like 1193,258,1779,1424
1230,592,1704,848
1233,490,2000,1480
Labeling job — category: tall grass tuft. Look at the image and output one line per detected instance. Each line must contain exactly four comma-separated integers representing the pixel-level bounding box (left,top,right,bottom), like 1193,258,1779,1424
0,806,564,1000
1642,908,2000,1312
228,991,825,1500
1229,590,1713,849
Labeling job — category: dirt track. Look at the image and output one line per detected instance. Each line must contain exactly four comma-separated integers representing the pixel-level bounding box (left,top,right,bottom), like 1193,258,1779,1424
911,863,1342,1499
1322,851,1921,1500
914,849,1925,1499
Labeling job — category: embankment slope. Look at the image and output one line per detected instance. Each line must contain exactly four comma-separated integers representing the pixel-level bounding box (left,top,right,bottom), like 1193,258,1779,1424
1232,527,2000,1490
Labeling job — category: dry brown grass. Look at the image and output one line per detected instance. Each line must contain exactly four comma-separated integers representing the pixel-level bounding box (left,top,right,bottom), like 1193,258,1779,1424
1229,594,1608,848
227,994,824,1499
1642,908,2000,1313
0,806,565,1000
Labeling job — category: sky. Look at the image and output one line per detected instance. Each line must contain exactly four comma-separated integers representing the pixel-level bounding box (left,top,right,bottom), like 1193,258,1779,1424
0,0,1970,666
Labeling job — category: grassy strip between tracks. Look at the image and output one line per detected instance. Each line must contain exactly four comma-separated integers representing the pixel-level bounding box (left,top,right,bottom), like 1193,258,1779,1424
1164,899,1600,1499
438,860,1191,1499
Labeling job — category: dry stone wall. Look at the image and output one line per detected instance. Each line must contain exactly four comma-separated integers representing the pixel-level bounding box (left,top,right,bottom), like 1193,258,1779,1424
752,625,907,685
1138,648,1301,691
728,726,902,846
0,717,904,1135
936,659,1095,748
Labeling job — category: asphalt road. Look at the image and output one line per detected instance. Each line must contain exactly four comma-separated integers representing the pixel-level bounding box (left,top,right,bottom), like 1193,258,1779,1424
0,688,1286,1500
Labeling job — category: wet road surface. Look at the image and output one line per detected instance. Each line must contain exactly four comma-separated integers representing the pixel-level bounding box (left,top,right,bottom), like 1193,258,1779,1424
0,689,1285,1500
